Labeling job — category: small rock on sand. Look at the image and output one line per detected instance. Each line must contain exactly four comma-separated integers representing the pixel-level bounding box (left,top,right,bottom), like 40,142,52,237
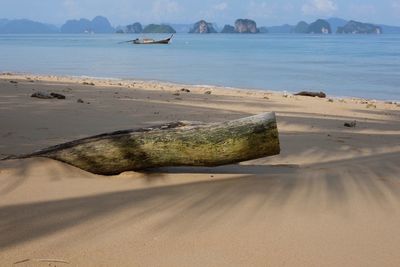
82,82,95,86
180,88,191,93
77,98,90,104
204,91,212,95
9,80,18,84
344,121,357,128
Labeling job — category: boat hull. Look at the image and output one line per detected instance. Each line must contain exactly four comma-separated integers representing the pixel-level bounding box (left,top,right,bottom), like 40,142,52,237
133,36,172,45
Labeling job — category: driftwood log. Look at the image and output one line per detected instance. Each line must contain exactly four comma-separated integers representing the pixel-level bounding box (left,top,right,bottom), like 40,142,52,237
295,91,326,98
5,112,280,175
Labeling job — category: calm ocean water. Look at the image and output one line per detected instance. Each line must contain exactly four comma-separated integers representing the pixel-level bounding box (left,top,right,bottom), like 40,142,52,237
0,33,399,100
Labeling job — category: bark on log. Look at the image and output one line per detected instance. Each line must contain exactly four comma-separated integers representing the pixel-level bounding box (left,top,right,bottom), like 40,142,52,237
5,112,280,175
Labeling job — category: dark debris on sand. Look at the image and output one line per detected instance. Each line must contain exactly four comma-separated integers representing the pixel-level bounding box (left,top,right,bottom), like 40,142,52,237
31,92,66,100
344,121,357,128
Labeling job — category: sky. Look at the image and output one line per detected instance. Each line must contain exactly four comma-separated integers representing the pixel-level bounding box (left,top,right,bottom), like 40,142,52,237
0,0,399,26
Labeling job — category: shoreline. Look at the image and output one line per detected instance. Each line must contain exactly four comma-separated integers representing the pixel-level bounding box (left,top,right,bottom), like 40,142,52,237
2,71,400,104
1,70,399,161
2,32,399,103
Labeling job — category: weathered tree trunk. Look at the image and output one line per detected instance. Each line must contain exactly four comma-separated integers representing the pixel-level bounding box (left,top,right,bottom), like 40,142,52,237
5,112,280,175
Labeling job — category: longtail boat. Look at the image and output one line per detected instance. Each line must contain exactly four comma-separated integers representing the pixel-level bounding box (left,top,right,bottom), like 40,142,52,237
130,34,173,45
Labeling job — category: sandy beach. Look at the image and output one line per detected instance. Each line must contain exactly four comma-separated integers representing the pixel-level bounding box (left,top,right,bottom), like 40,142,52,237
1,73,400,266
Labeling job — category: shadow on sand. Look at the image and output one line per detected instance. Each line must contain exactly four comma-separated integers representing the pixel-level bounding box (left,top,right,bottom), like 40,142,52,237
0,151,399,249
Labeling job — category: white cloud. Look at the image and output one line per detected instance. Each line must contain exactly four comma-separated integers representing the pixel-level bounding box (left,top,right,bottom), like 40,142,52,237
392,1,400,12
347,3,376,18
282,3,295,13
63,0,80,17
198,2,228,21
246,1,278,19
152,0,182,21
213,2,228,11
302,0,337,16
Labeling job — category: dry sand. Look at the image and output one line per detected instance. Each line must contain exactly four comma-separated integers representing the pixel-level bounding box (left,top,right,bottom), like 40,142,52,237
0,73,400,266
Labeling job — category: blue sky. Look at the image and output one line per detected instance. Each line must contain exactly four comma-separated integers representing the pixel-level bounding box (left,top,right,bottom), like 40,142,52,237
1,0,399,26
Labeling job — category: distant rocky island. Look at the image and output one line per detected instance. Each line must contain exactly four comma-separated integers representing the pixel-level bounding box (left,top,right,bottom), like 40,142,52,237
0,19,58,34
119,22,143,34
307,19,332,34
0,15,399,34
189,20,217,34
221,25,235,33
258,27,269,33
265,18,388,34
293,21,309,33
142,24,176,34
219,19,260,33
234,19,258,33
61,16,114,33
292,19,332,34
189,19,260,34
337,20,382,34
116,23,175,34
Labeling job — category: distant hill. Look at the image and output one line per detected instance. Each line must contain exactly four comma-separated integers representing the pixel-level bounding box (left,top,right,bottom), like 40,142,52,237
379,24,400,34
61,16,114,33
142,24,176,33
293,21,309,33
221,24,235,33
337,20,382,34
0,19,8,27
307,19,331,34
90,16,114,33
125,22,143,33
168,24,192,33
327,17,348,33
258,27,269,33
189,20,217,33
61,18,91,33
0,19,59,34
265,18,345,34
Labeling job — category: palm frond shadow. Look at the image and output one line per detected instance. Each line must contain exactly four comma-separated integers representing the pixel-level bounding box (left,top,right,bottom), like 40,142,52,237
0,151,399,249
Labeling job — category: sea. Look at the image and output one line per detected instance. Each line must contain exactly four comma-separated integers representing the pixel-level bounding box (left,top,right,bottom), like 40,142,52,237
0,33,399,101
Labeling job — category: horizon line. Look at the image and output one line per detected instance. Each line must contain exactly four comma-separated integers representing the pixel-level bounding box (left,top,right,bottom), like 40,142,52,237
1,16,400,28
